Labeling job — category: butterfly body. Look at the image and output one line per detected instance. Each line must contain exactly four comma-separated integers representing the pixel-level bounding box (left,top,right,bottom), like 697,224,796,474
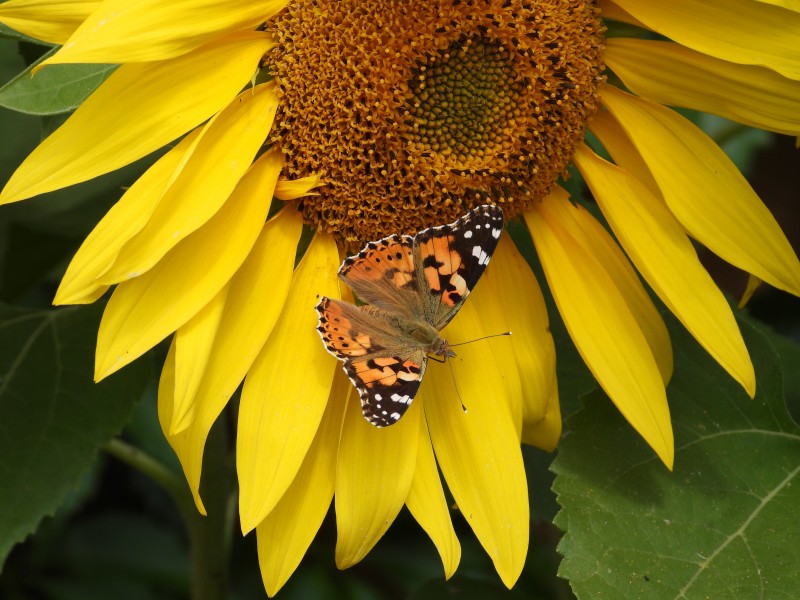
316,204,504,426
359,304,454,358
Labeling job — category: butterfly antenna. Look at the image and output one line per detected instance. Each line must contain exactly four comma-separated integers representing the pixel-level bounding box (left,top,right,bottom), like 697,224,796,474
447,358,468,415
449,331,512,348
437,332,511,414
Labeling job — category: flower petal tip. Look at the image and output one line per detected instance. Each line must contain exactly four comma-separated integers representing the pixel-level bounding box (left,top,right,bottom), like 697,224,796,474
93,365,110,383
193,496,207,517
738,276,763,309
497,564,524,590
94,356,122,382
729,356,756,400
333,539,375,571
0,185,28,206
239,513,259,537
334,553,356,571
659,446,675,472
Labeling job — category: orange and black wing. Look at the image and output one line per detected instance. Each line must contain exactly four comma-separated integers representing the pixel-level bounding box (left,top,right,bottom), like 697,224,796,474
413,204,504,329
337,234,421,318
315,297,426,426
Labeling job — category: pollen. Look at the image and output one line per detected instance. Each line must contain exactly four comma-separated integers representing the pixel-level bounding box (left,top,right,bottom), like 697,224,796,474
266,0,605,247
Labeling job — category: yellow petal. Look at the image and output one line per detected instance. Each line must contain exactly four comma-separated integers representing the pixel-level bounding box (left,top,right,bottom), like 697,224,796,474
41,0,287,65
606,38,800,135
256,371,349,597
237,232,341,534
574,143,755,397
95,148,282,380
478,235,560,449
601,86,800,297
405,413,461,580
0,31,274,204
164,207,302,513
610,0,800,80
739,275,763,309
157,337,179,443
598,0,647,27
520,387,562,452
754,0,800,11
0,0,98,44
567,199,674,385
551,185,674,384
273,174,322,201
589,110,660,197
171,286,228,434
524,192,674,468
99,84,279,284
54,129,202,305
335,388,420,568
591,106,754,345
456,270,522,437
423,298,529,588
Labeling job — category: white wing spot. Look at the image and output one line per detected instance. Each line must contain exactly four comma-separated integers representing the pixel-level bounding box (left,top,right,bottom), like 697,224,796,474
390,412,402,421
492,227,502,238
464,230,473,238
472,245,488,265
374,394,382,401
391,393,411,404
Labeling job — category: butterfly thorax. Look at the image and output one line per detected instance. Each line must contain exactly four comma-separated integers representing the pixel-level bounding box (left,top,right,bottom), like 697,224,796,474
361,304,455,358
404,319,456,360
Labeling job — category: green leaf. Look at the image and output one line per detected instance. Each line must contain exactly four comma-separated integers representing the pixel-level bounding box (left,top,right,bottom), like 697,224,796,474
553,316,800,598
0,46,115,115
0,303,151,566
0,222,77,303
769,332,800,426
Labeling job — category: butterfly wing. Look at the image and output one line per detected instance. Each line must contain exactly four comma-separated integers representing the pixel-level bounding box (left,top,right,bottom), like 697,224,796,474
344,354,427,426
337,234,420,319
319,205,504,424
316,297,427,426
413,204,504,329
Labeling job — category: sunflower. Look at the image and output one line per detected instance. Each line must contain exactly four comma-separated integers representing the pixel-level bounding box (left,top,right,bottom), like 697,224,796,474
1,0,799,595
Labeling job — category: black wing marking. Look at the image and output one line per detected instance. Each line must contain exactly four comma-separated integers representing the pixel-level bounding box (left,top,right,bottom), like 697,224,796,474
344,353,427,427
413,204,504,329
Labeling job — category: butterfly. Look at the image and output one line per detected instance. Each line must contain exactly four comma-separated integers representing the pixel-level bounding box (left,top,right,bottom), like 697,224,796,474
315,204,504,426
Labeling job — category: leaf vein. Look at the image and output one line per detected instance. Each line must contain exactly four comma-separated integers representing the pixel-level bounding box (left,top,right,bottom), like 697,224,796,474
675,463,800,598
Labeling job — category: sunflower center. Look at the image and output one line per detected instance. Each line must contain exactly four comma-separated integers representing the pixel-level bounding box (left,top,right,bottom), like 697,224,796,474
407,38,524,170
267,0,605,246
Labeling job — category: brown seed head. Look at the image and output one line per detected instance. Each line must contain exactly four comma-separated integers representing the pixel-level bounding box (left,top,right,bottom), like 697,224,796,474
266,0,605,248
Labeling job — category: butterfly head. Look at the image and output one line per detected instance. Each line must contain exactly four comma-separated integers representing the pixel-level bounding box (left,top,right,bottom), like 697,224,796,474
431,337,456,360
